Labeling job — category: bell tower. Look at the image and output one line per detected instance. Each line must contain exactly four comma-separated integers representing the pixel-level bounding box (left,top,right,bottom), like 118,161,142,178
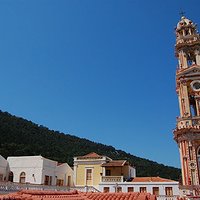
173,16,200,195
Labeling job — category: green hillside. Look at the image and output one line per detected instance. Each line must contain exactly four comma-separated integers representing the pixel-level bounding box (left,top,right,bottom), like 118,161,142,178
0,110,181,180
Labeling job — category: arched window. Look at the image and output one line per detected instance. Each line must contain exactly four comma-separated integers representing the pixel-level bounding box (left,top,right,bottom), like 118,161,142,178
8,171,13,182
197,147,200,174
19,172,26,184
198,148,200,156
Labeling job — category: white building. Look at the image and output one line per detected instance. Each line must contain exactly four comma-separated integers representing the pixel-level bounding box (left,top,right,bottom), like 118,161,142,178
7,156,74,186
0,155,9,181
99,177,179,198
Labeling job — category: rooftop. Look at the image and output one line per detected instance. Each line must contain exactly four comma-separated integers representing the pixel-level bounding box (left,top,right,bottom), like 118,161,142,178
132,177,175,182
76,152,103,159
0,190,157,200
101,160,127,167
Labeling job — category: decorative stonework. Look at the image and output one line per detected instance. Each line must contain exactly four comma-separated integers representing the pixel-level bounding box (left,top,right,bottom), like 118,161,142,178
174,16,200,193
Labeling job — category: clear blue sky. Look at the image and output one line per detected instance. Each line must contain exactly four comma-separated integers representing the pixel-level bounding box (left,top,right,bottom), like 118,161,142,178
0,0,199,168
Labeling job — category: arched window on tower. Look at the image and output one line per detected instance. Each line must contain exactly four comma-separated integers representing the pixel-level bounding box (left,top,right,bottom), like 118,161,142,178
197,148,200,157
187,52,196,67
189,95,197,117
19,172,26,184
185,29,189,36
197,147,200,174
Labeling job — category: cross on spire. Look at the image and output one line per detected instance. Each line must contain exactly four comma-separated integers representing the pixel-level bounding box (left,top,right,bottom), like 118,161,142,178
179,11,186,17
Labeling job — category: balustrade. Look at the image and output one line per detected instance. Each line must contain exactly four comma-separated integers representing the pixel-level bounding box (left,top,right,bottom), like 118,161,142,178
101,176,123,183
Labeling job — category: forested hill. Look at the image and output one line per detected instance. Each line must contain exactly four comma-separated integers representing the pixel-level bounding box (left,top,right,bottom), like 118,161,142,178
0,110,181,180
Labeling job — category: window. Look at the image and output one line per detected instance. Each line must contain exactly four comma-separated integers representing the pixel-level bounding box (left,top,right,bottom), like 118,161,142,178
198,147,200,165
187,52,196,67
189,95,197,117
185,29,189,36
19,172,26,183
8,172,13,182
128,187,134,192
67,176,71,186
117,186,122,193
153,187,159,196
0,174,3,181
86,169,92,180
44,175,49,185
106,169,111,176
165,187,173,196
140,187,147,193
56,179,64,186
49,176,52,185
103,187,110,193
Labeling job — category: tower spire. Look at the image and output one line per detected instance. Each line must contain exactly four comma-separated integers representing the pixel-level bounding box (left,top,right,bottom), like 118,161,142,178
173,16,200,197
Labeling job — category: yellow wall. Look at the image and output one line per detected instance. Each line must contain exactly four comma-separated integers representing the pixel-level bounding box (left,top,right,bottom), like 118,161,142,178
76,164,103,186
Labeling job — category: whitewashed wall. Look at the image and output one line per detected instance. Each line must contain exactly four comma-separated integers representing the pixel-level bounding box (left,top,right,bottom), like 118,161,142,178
0,155,9,181
129,166,136,178
8,156,46,184
7,156,74,186
41,157,57,185
98,181,180,195
56,163,74,186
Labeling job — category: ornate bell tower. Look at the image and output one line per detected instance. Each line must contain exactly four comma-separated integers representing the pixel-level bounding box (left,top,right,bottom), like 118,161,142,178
173,16,200,195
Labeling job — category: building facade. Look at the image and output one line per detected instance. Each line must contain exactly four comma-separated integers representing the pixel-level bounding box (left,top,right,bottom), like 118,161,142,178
74,152,179,199
7,156,74,186
73,152,135,189
0,155,9,182
99,177,179,198
173,16,200,196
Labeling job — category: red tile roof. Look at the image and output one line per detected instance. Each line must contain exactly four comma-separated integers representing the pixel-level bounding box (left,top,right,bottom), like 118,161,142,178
132,177,175,182
101,160,127,167
0,190,157,200
85,192,156,200
77,152,103,159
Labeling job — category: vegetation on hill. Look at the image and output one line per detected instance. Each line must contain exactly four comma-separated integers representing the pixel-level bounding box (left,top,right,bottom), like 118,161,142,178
0,110,181,180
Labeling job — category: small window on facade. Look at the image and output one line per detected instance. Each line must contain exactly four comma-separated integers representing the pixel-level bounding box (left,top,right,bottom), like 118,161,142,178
56,179,64,186
86,169,92,180
44,175,49,185
128,187,134,192
49,176,52,185
8,172,13,182
19,172,26,183
103,187,110,193
106,169,111,176
140,187,147,193
117,186,122,193
0,174,3,181
67,176,71,186
153,187,159,196
165,187,173,196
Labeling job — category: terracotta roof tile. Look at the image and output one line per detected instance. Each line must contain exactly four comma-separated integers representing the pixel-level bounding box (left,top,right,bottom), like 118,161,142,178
78,152,103,159
84,192,156,200
132,176,175,182
101,160,127,167
0,190,156,200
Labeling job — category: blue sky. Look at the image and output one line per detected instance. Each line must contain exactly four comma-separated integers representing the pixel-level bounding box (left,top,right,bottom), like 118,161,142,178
0,0,199,168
